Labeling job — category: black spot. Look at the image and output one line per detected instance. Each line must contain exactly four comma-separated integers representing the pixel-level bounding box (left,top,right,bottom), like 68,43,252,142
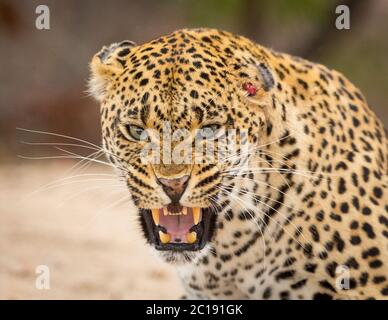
362,247,380,259
248,286,256,294
224,209,234,221
345,257,359,269
340,202,349,214
326,261,338,277
373,276,386,284
362,206,371,216
291,279,308,289
190,90,199,99
309,225,320,242
369,259,383,269
338,178,346,194
319,280,337,293
118,48,130,57
313,293,333,300
139,78,149,86
352,117,360,127
263,287,272,299
304,263,317,273
359,272,369,286
200,72,210,81
333,231,345,252
350,220,359,229
373,187,383,199
275,270,295,281
350,235,361,245
280,291,290,300
134,71,143,79
362,222,376,239
220,254,232,262
379,215,388,227
201,36,212,43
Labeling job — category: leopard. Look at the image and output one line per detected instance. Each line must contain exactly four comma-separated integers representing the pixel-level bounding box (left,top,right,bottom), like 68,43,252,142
88,28,388,300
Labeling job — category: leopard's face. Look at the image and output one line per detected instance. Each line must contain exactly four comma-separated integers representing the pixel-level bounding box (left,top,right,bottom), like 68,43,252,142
89,30,273,263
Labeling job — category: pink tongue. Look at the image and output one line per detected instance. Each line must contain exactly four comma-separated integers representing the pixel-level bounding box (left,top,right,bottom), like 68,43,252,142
159,209,194,242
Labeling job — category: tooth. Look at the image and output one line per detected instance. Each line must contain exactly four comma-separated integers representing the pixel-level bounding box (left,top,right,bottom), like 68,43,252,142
186,232,197,244
182,207,188,215
193,207,201,225
163,207,169,216
151,209,160,225
159,231,171,244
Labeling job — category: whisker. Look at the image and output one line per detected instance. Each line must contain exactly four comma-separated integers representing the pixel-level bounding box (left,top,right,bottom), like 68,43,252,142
55,182,126,209
18,154,119,170
20,140,101,152
17,127,101,149
216,186,268,266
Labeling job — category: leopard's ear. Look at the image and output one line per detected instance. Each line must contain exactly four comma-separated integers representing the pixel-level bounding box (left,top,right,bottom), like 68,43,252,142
234,60,275,101
88,40,137,101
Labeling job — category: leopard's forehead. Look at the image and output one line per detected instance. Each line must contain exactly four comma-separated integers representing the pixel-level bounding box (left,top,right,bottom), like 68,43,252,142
104,29,255,129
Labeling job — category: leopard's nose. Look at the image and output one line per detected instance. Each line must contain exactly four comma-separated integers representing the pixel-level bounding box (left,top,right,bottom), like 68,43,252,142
158,175,190,203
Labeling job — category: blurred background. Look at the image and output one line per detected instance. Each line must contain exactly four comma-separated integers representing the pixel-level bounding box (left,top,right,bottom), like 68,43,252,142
0,0,387,299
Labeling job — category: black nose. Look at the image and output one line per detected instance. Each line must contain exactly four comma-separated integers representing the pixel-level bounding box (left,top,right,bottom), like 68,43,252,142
158,175,189,203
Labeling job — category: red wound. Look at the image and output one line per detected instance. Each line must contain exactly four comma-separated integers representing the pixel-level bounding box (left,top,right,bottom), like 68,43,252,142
242,82,258,96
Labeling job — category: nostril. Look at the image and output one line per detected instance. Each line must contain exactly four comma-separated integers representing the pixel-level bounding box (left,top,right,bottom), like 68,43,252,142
158,175,190,201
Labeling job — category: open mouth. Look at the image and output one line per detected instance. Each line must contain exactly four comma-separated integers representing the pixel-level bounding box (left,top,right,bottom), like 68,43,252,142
140,205,216,251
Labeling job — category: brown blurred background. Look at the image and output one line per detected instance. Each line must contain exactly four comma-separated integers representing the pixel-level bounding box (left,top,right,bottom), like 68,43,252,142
0,0,387,299
1,0,388,157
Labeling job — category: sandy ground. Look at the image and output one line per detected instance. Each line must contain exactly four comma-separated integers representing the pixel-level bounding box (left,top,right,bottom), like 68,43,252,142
0,162,184,299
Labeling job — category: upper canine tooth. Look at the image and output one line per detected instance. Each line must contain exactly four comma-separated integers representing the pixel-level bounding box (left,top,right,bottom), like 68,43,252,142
182,207,188,215
193,207,201,225
151,209,160,225
163,207,169,216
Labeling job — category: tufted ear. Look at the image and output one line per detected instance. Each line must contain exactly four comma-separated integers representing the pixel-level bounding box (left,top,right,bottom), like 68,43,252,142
88,40,137,101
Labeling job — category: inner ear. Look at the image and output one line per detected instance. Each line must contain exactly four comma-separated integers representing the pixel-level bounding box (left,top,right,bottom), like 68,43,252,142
88,40,137,101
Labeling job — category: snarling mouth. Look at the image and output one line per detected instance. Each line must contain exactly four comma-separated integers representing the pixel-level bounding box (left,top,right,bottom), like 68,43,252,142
140,205,216,251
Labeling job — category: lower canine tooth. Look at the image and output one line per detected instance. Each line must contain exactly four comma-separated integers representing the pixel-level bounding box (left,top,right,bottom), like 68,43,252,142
186,232,197,244
193,207,201,225
159,231,171,244
163,207,169,216
182,207,188,215
151,209,160,225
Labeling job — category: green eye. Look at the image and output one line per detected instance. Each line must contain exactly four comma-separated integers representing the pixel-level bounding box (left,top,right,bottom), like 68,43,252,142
125,124,146,141
200,123,222,140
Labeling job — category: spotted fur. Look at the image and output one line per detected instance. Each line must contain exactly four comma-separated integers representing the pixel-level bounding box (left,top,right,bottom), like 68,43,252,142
89,28,388,300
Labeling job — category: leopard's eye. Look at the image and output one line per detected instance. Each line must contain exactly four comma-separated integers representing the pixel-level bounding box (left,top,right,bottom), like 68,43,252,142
200,123,222,140
124,124,146,141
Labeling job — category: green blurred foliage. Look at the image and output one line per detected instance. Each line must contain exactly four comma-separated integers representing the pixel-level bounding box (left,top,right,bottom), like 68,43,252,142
175,0,242,29
270,0,330,22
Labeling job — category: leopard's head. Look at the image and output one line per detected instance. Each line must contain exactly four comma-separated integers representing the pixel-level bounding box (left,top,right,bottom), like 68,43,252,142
88,29,275,264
